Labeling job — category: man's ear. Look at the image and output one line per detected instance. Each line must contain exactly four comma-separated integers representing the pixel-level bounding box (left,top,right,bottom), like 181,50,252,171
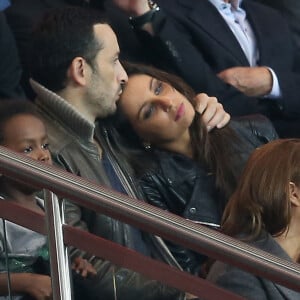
289,182,300,207
67,57,88,86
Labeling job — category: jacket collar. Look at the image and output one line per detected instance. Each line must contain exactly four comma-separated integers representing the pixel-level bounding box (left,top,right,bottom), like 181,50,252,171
252,233,300,299
208,0,243,10
30,79,95,142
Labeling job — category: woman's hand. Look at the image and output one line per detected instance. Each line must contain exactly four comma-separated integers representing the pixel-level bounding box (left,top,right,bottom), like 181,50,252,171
194,93,230,131
71,257,97,278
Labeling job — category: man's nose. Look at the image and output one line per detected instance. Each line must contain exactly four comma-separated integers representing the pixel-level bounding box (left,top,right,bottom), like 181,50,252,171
119,62,128,83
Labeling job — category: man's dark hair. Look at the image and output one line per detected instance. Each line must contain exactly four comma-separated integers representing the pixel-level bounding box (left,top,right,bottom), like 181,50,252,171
30,7,107,92
0,100,42,144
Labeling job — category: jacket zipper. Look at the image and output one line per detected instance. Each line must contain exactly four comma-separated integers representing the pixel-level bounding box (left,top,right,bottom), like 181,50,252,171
100,127,138,198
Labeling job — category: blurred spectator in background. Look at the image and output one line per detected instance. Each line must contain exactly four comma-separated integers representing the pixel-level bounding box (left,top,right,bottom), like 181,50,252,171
113,0,300,138
0,9,24,100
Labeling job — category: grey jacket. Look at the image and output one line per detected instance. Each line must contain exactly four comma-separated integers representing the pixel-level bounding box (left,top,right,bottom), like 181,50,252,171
0,196,48,300
207,232,300,300
30,80,183,300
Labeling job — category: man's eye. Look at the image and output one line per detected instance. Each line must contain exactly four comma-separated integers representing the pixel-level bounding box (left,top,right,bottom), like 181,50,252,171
154,82,163,95
42,143,49,150
143,105,155,120
23,146,33,153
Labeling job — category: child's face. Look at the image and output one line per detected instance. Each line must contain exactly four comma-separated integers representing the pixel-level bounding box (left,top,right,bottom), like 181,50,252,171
2,114,52,164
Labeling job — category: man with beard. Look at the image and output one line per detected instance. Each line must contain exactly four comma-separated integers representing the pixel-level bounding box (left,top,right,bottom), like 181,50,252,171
29,6,229,300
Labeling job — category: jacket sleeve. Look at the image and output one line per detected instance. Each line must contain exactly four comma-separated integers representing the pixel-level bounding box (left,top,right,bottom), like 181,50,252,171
207,262,268,300
73,260,184,300
234,114,279,144
51,155,184,300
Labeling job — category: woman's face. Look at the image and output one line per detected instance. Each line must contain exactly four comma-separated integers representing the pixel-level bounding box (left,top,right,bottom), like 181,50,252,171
119,74,195,145
2,114,52,165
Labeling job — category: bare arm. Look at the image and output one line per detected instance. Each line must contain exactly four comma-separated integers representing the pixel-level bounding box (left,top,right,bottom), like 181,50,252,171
0,273,52,300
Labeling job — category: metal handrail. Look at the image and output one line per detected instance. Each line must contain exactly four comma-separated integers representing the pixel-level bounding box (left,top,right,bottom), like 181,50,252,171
0,146,300,298
0,201,243,299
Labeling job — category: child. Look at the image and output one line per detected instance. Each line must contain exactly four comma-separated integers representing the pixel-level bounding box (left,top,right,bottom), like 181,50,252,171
0,100,95,300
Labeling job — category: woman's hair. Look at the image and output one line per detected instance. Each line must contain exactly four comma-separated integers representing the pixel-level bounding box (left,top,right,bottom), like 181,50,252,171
0,100,42,144
116,62,241,199
222,139,300,240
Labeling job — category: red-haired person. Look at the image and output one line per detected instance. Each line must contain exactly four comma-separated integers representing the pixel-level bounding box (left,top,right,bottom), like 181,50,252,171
208,139,300,300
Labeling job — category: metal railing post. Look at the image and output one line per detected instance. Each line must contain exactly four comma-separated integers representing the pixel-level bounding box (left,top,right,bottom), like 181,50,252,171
44,190,72,300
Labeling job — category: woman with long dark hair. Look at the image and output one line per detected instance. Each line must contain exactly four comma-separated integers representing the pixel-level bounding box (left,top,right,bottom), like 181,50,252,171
115,62,278,275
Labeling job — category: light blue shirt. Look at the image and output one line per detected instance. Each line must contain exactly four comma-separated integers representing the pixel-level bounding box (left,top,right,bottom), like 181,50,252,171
208,0,281,98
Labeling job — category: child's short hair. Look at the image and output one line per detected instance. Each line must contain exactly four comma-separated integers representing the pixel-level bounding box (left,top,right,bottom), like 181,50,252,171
0,100,42,144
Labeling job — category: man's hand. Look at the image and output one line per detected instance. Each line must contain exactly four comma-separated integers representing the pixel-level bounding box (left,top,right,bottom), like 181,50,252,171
112,0,150,16
72,257,97,278
194,93,230,131
217,66,273,97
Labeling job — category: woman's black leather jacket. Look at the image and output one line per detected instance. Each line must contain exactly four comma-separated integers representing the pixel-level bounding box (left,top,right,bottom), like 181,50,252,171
138,115,278,275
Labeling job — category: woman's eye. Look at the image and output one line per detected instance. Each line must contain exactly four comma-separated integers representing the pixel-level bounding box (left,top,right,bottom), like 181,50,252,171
154,81,163,95
23,146,33,153
42,143,49,150
143,105,155,120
